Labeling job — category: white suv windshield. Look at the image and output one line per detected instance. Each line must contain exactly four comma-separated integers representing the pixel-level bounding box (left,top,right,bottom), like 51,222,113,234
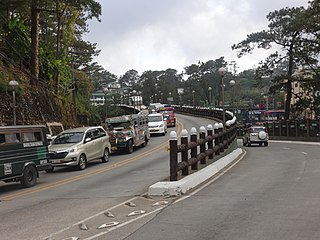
148,116,162,122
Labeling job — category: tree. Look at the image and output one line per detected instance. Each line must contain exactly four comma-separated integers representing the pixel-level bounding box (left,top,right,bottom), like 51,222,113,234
232,4,320,120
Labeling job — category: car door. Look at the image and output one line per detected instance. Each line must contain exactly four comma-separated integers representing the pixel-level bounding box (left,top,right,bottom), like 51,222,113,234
93,128,107,158
84,130,95,161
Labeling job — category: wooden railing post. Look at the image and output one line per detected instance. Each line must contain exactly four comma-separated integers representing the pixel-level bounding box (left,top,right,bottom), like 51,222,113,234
169,131,178,181
199,126,206,165
190,127,198,170
181,129,189,176
219,123,225,153
214,123,220,156
207,124,214,159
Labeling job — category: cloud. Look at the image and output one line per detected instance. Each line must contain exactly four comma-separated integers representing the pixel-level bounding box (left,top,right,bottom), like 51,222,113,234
85,0,310,76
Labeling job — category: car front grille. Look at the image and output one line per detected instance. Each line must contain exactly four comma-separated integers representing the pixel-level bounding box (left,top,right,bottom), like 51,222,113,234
49,152,68,159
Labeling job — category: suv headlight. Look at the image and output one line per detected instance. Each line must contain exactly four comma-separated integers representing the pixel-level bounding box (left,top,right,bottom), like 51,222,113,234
159,124,163,127
68,147,78,153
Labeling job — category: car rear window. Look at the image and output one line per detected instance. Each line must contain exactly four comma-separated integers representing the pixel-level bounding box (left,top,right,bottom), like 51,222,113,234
251,127,265,133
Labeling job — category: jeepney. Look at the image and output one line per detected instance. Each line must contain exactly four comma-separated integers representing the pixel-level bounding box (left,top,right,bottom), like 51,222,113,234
159,106,176,127
0,125,52,187
105,114,150,154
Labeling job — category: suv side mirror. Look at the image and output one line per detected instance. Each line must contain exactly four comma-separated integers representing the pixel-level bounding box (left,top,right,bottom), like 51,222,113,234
84,137,92,143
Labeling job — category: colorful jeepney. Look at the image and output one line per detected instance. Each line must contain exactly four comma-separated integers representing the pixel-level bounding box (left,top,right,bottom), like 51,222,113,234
159,106,176,127
105,114,150,154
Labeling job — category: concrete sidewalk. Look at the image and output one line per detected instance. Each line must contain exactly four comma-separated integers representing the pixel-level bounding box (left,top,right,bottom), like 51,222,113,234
148,148,244,196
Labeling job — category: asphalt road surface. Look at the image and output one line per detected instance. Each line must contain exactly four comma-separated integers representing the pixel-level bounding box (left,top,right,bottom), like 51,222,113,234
2,113,319,240
0,114,215,240
125,140,320,240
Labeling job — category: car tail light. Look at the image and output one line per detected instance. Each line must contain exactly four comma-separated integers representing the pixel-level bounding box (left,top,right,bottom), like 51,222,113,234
249,128,253,133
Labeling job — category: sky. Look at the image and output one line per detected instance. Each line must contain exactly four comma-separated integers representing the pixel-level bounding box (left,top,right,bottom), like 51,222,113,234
85,0,310,77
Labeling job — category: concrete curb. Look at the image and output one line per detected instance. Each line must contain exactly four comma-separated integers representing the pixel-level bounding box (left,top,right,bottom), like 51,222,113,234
148,148,244,196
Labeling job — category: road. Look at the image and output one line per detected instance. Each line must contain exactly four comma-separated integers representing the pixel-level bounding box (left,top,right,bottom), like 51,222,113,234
0,114,214,240
2,114,319,240
125,140,320,240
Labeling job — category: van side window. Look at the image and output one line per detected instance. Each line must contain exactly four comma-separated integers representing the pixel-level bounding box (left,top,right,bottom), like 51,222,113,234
23,131,42,142
5,133,20,143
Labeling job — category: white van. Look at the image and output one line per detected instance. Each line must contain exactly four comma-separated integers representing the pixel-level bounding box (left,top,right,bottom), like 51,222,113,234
148,113,167,136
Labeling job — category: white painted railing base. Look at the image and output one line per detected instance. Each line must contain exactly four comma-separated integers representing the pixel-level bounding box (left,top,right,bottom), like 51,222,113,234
148,148,243,196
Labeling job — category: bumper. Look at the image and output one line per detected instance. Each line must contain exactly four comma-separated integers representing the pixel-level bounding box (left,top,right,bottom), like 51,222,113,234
50,157,78,167
149,127,165,134
37,162,53,171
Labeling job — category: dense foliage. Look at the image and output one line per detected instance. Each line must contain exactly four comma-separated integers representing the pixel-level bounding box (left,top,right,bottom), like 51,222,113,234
0,1,319,125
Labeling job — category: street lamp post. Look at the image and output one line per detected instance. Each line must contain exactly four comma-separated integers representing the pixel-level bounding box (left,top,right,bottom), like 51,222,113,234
218,67,227,129
229,80,235,114
208,86,212,108
192,90,195,107
103,87,108,122
9,80,19,125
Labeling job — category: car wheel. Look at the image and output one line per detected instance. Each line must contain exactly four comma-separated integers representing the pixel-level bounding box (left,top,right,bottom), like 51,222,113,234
264,142,268,146
101,148,110,163
21,165,37,187
248,142,251,147
243,139,247,146
126,140,134,154
78,154,87,170
45,167,54,173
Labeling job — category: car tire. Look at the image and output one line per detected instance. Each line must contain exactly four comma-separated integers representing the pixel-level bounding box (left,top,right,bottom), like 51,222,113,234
248,142,251,147
21,165,37,187
101,148,110,163
264,142,268,146
243,139,247,146
126,140,133,154
45,167,54,173
78,154,87,170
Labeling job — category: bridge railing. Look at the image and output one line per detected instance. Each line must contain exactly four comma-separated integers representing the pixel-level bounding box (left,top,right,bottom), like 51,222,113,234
169,121,237,181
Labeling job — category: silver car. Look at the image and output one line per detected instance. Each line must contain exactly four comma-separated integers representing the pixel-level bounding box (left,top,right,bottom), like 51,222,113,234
48,126,111,171
243,126,269,147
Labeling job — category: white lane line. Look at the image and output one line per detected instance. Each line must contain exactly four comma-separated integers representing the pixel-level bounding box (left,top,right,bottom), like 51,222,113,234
83,207,164,240
44,196,142,239
301,152,308,155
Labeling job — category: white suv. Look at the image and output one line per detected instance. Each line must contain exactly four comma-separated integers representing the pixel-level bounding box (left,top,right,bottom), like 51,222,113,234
243,126,268,147
148,113,167,136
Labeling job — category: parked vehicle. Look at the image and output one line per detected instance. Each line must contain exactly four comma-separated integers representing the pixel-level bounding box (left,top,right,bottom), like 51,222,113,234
148,113,167,136
243,125,269,146
105,114,150,154
159,106,176,127
48,126,111,171
0,125,52,187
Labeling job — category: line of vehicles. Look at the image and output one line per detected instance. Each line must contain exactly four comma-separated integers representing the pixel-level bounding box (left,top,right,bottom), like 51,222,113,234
0,105,176,188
